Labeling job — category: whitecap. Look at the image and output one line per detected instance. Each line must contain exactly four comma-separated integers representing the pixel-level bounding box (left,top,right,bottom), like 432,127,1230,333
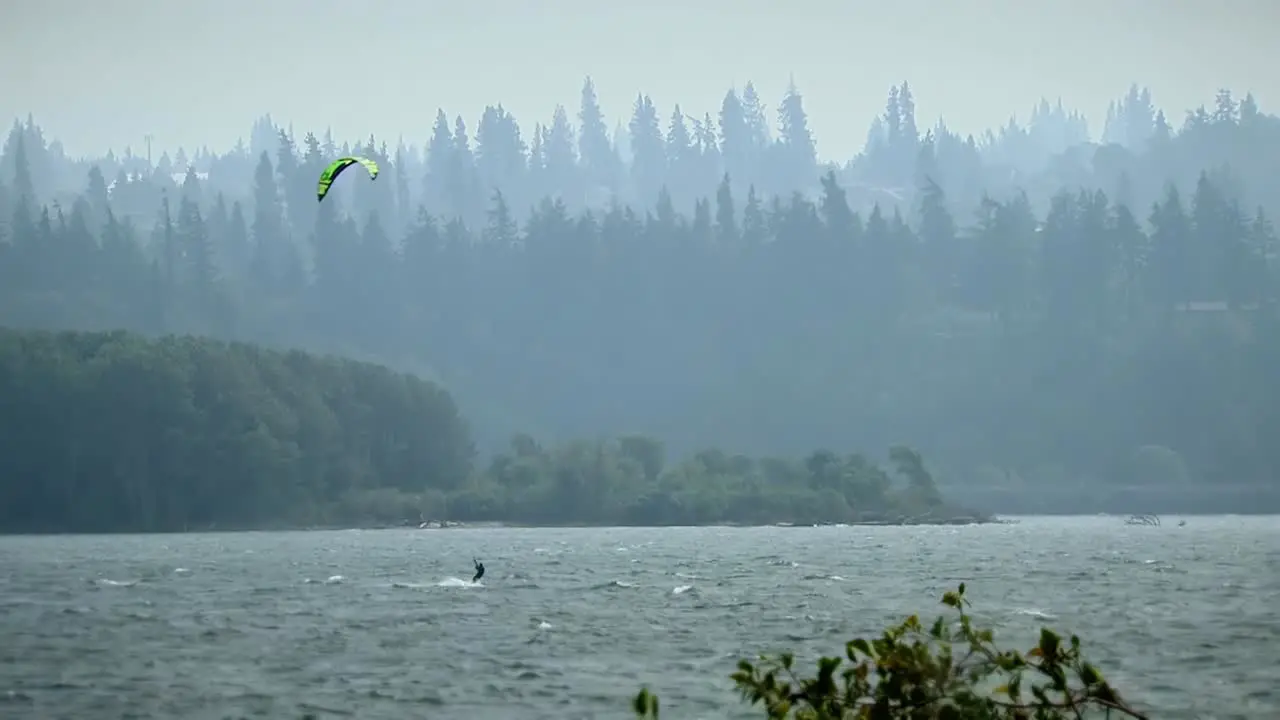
1013,608,1056,620
436,577,483,588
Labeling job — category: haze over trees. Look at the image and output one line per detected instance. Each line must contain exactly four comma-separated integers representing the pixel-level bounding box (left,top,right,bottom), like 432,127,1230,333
2,78,1280,516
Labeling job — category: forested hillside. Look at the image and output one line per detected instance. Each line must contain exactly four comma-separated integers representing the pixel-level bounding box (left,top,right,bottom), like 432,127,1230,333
0,328,964,532
3,79,1280,510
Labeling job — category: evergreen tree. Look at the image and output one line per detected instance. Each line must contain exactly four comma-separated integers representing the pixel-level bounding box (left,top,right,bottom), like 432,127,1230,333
578,77,619,194
249,152,289,295
713,173,738,246
775,79,817,192
628,94,666,206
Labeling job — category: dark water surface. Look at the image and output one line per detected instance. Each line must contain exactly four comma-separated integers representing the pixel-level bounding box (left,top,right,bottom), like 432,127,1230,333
1,517,1277,719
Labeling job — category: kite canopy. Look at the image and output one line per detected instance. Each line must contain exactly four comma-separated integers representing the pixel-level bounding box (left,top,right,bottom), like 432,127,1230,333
317,156,379,202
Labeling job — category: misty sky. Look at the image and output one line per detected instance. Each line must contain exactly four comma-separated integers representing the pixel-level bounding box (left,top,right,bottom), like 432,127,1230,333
4,0,1277,161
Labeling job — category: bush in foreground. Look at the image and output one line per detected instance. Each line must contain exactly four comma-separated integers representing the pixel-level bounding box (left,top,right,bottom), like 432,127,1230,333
632,584,1147,719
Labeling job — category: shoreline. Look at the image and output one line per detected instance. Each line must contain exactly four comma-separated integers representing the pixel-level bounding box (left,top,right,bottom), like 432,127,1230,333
10,511,1277,536
0,515,1001,535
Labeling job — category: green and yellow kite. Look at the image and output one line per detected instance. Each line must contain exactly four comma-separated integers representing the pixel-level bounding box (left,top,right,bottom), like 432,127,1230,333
316,156,379,202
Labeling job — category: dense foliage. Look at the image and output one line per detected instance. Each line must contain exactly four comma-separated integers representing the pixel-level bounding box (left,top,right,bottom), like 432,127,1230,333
459,437,969,527
633,584,1147,719
0,327,969,532
0,327,471,532
4,80,1280,513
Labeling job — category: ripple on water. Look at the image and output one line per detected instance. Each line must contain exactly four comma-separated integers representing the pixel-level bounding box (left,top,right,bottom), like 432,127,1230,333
0,518,1278,719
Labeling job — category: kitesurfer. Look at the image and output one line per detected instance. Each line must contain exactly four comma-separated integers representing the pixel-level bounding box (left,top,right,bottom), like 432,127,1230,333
472,558,485,583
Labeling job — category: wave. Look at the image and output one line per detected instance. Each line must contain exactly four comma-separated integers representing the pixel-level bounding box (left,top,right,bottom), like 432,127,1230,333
592,580,636,590
96,578,139,588
1012,608,1057,621
301,575,345,585
436,577,484,588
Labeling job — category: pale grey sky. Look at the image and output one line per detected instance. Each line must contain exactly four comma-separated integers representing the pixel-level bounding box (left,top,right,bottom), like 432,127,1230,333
3,0,1277,161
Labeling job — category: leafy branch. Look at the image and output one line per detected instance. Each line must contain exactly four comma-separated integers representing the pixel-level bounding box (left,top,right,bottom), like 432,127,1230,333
635,584,1148,719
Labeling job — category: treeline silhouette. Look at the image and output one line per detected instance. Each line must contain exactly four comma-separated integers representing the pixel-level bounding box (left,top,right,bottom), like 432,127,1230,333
2,79,1280,511
0,327,961,532
13,82,1278,230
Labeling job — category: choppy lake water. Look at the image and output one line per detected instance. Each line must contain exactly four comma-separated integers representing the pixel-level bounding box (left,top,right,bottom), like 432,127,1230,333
1,517,1278,719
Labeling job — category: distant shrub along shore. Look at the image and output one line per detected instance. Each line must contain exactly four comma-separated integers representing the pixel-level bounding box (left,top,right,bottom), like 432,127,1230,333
0,327,984,534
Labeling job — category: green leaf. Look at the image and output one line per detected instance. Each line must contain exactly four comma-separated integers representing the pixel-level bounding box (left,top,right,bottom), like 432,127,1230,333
1038,628,1061,659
